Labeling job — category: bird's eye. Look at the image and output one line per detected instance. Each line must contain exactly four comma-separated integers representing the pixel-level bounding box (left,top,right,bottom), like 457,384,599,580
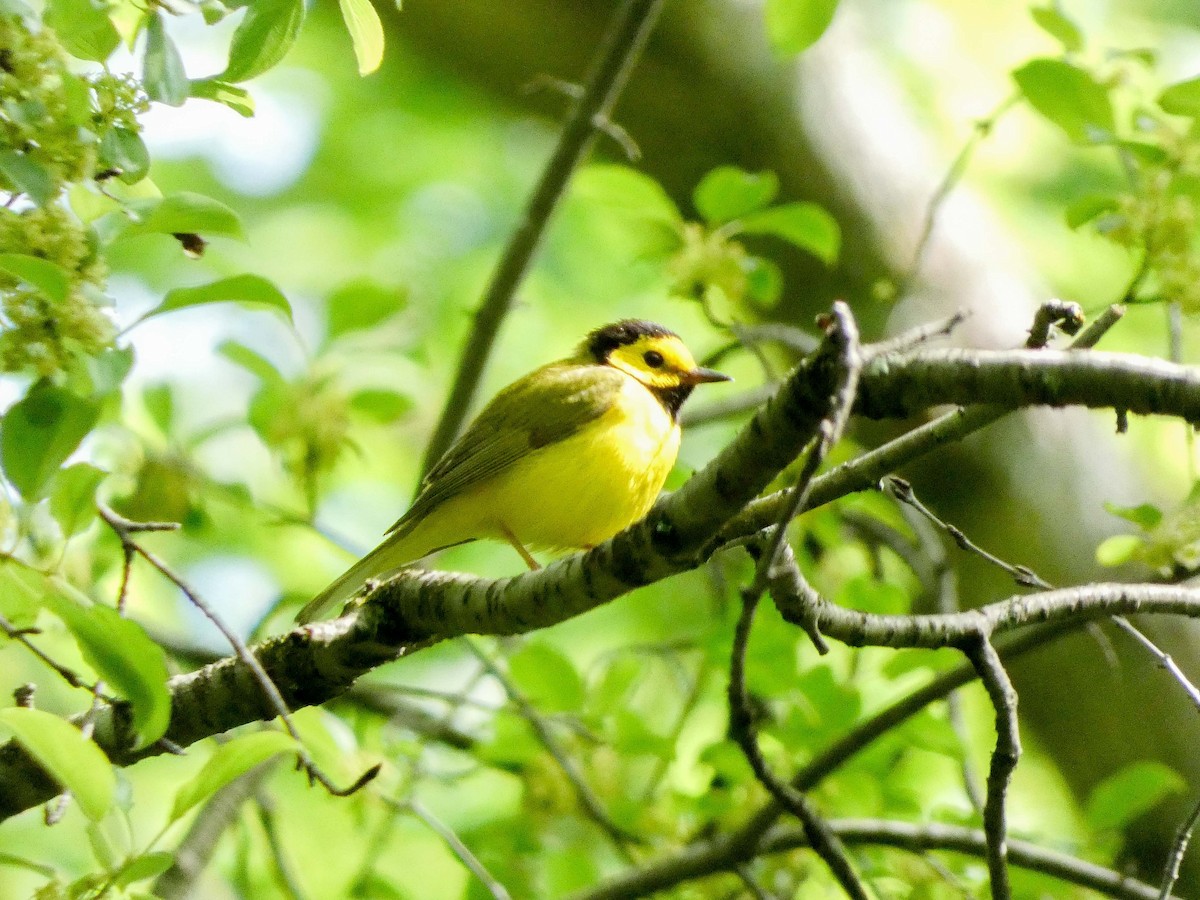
643,350,665,368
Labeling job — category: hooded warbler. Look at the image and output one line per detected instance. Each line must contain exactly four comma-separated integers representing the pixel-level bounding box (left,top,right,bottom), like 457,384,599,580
297,320,730,623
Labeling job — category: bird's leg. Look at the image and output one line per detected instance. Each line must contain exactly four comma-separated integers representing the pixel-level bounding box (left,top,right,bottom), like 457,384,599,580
500,523,540,570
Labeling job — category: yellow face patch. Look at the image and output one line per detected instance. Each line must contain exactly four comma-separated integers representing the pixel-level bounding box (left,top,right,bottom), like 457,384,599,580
605,334,700,390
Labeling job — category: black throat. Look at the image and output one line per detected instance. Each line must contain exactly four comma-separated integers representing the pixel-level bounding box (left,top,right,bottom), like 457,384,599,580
650,383,694,422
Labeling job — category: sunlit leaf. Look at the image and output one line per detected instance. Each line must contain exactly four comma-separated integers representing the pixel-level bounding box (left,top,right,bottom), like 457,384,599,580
43,594,172,749
189,79,255,117
1159,76,1200,119
509,642,585,713
1104,501,1162,531
1085,761,1184,832
138,275,292,325
326,280,406,339
141,384,174,435
0,708,115,821
0,254,71,303
44,0,119,62
1,381,101,500
1095,534,1143,567
170,731,298,821
143,13,188,106
1013,58,1115,144
218,340,286,385
739,202,841,264
693,167,779,224
339,0,385,75
572,164,682,225
1065,194,1119,229
764,0,840,55
220,0,305,83
50,463,107,537
1030,6,1083,52
126,192,246,241
349,389,412,423
114,852,174,888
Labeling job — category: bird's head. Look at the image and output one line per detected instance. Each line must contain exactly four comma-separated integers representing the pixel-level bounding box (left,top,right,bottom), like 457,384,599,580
581,320,730,416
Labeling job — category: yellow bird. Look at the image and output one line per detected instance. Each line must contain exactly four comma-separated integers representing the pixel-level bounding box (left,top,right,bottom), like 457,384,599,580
297,320,730,623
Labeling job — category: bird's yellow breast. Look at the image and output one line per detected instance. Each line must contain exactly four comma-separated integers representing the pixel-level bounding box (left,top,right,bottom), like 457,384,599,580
409,373,679,554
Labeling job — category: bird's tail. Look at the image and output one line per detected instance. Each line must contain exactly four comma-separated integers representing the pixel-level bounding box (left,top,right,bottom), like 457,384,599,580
295,534,418,624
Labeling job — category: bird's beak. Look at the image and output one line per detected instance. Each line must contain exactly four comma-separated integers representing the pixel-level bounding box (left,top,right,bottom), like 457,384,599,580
680,366,732,385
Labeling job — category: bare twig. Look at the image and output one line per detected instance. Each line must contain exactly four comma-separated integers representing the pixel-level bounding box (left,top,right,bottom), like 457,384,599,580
1160,794,1200,900
1026,299,1084,349
404,798,513,900
0,612,110,699
421,0,668,478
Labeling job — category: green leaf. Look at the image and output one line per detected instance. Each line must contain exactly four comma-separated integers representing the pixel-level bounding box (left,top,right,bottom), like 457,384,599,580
1104,501,1162,530
339,0,384,75
0,149,55,205
1065,194,1119,229
1030,6,1083,53
1085,761,1184,832
170,731,298,821
508,642,585,713
141,384,174,435
218,340,286,385
1159,76,1200,119
349,389,412,423
143,13,189,107
0,254,71,303
114,852,174,888
44,0,119,62
572,164,682,225
0,707,115,821
764,0,840,55
50,463,107,537
0,563,43,628
326,280,406,339
739,202,841,264
1013,58,1115,144
188,80,255,117
43,594,171,749
693,167,779,225
1,381,101,501
220,0,305,83
139,275,292,325
99,127,151,184
1095,534,1143,567
126,192,246,241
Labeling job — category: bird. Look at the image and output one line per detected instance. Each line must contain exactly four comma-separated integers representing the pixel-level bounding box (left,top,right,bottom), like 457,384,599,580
296,319,730,623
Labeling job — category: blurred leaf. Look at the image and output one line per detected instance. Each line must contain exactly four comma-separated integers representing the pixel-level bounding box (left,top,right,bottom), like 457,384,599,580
141,384,174,435
349,389,412,423
339,0,384,75
143,13,188,106
0,707,115,821
478,712,539,767
1104,501,1162,530
44,0,119,62
589,656,640,717
326,280,405,339
218,340,286,385
1085,761,1184,832
764,0,840,55
1030,6,1083,52
126,192,246,241
836,575,909,615
138,275,292,325
99,127,151,184
189,79,255,117
170,731,297,821
114,852,174,888
572,164,682,225
744,255,783,307
0,149,55,205
0,254,70,303
612,708,670,756
220,0,305,83
1159,76,1200,119
43,593,171,749
1065,194,1119,229
1095,534,1143,567
50,463,107,537
1013,58,1115,144
739,202,841,264
1,381,101,500
0,563,42,628
508,642,584,713
693,167,779,224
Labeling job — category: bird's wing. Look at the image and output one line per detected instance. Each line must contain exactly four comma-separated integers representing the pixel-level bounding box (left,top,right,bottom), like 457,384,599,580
388,363,625,535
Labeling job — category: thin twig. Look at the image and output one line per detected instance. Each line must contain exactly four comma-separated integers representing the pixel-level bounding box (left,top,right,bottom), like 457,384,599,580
98,505,378,798
0,612,110,699
1026,299,1084,348
1111,616,1200,712
420,0,668,478
1160,794,1200,900
255,794,307,900
465,639,640,855
962,635,1019,900
405,798,513,900
864,311,968,358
